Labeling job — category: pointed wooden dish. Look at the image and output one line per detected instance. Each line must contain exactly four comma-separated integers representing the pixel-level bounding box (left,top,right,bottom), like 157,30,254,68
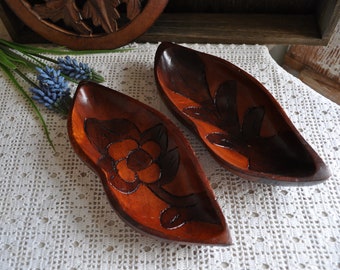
67,81,231,245
154,42,330,185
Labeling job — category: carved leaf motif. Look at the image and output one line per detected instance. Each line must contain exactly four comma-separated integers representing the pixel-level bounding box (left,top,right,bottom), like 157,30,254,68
31,0,144,35
68,82,231,244
123,0,142,20
82,0,121,33
32,0,92,34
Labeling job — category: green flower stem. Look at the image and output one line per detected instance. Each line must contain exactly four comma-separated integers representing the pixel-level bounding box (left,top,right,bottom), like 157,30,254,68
25,53,48,68
14,68,40,89
0,63,56,151
27,52,104,83
0,49,17,69
30,53,58,65
0,44,42,71
0,43,59,70
0,38,132,55
1,39,118,84
90,70,105,83
54,95,73,116
0,38,129,151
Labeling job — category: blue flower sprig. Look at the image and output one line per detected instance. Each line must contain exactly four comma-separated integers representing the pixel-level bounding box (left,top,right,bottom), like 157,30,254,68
58,56,103,82
0,38,130,150
31,67,72,115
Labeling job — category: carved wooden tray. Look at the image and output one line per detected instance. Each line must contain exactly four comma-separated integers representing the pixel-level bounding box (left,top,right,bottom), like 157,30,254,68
154,42,331,185
67,81,232,245
4,0,168,50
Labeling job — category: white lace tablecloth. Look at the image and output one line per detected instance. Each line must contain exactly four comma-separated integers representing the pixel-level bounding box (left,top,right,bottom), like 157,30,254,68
0,43,339,270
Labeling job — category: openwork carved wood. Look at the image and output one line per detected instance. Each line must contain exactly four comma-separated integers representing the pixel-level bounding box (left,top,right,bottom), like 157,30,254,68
31,0,142,35
5,0,168,49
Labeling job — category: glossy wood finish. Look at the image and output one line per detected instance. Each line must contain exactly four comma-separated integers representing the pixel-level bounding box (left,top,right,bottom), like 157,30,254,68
67,81,231,245
4,0,168,49
154,42,331,185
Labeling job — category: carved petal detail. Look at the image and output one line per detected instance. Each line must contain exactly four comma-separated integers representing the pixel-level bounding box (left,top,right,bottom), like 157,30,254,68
68,81,232,245
32,0,92,34
82,0,120,33
124,0,142,20
30,0,143,34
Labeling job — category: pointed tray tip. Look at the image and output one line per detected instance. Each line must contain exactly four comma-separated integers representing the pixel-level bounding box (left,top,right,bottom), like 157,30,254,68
154,42,331,185
67,81,232,245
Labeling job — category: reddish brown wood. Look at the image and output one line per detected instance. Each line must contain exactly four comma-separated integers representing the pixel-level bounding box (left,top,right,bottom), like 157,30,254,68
4,0,168,50
67,81,232,245
154,42,331,185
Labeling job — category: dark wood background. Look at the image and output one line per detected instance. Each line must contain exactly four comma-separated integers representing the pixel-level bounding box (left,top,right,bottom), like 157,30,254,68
0,0,339,45
165,0,318,14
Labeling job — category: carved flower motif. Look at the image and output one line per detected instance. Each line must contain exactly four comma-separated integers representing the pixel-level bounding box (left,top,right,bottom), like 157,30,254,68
84,117,222,229
85,119,179,194
108,138,162,185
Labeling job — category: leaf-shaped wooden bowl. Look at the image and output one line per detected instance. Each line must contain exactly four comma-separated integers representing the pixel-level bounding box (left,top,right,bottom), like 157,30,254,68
67,81,231,245
154,42,330,185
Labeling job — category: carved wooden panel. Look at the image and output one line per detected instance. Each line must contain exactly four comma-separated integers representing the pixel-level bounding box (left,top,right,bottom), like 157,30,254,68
4,0,168,49
1,0,339,45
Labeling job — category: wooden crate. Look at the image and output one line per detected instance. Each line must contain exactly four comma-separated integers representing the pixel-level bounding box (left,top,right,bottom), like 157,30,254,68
0,0,339,45
283,22,340,104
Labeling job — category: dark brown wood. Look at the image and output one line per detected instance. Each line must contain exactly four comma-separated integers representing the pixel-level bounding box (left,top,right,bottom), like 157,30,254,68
139,13,324,45
316,0,340,41
283,25,340,105
154,42,331,185
164,0,319,14
1,0,339,46
299,69,340,105
0,0,47,43
3,0,168,49
67,81,232,245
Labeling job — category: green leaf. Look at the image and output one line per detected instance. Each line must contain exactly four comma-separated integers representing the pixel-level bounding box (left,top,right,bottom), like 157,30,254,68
0,62,56,151
0,45,37,70
91,70,105,83
0,38,133,55
0,50,17,69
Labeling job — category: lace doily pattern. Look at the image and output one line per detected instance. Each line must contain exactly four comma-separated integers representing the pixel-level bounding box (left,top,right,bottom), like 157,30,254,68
0,43,339,269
